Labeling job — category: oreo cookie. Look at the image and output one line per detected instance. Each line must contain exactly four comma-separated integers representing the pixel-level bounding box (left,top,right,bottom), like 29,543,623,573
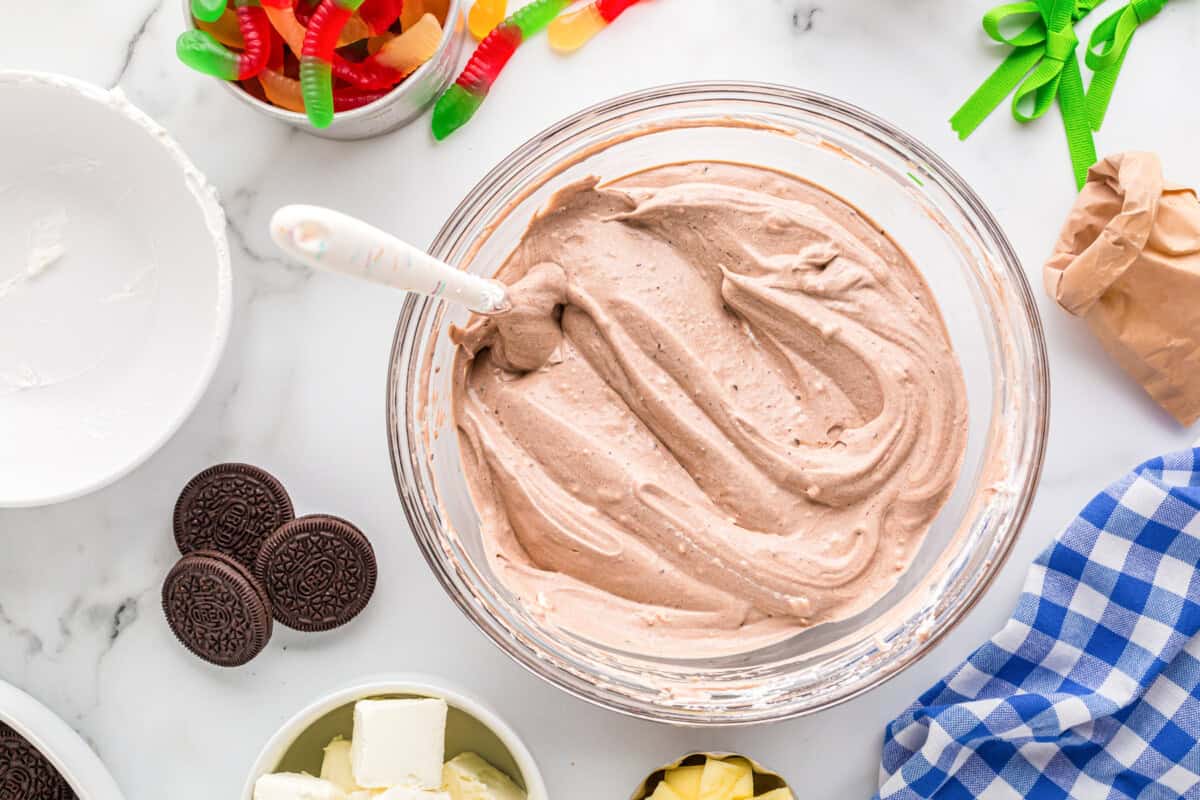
0,722,78,800
162,550,273,667
174,463,294,570
254,515,377,632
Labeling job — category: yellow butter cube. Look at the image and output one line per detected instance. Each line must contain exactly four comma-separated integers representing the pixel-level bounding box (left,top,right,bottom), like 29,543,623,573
699,758,745,800
725,759,754,800
648,783,685,800
663,766,704,800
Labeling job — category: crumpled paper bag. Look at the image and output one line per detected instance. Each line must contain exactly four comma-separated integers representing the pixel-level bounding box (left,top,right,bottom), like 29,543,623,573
1045,152,1200,426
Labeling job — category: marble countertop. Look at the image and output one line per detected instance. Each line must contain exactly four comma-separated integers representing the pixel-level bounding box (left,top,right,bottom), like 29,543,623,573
2,2,1198,798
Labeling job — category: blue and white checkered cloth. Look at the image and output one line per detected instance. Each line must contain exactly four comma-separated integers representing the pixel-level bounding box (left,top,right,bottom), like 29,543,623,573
878,447,1200,799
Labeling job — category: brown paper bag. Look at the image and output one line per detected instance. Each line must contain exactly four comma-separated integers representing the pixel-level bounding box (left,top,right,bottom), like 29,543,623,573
1045,152,1200,426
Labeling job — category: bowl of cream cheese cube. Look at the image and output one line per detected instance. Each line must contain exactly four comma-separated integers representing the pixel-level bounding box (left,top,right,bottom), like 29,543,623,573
243,676,547,800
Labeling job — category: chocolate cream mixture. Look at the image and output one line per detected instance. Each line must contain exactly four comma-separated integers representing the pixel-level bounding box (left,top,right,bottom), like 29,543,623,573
450,162,968,656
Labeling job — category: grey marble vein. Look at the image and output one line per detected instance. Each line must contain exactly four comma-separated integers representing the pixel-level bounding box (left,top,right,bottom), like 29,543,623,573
223,199,318,305
90,591,146,666
54,597,82,657
0,602,43,658
105,597,139,646
111,0,163,89
793,4,821,33
224,212,295,273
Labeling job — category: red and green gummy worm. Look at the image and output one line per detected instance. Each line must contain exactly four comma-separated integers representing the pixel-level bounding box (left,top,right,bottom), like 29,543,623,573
432,0,570,140
301,0,368,128
177,0,273,81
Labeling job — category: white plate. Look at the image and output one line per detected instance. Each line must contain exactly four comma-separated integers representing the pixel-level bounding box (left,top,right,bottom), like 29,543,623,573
0,679,126,800
0,72,231,507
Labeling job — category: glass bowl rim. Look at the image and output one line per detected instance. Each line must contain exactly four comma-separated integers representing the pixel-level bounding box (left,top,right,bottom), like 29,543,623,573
388,80,1050,725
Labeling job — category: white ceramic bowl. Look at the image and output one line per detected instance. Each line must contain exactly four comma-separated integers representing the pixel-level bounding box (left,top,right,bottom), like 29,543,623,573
0,679,126,800
0,71,232,507
241,676,548,800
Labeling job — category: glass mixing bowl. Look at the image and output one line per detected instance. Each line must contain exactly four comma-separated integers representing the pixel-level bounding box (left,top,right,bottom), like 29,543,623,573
388,82,1048,725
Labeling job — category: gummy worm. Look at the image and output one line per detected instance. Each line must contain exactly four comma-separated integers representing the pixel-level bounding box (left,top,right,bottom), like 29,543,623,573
371,13,443,75
192,0,228,23
260,0,371,57
259,0,400,89
195,8,244,48
341,13,373,42
267,21,287,70
260,0,309,52
366,34,392,55
294,0,319,26
295,0,382,40
400,0,441,29
399,0,423,28
300,0,371,127
323,11,441,92
335,57,405,89
259,15,436,114
359,0,404,35
432,0,569,139
323,12,441,90
177,0,273,81
548,0,644,53
259,69,390,113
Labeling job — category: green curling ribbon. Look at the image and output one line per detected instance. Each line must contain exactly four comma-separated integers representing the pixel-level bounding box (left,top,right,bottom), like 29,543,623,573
951,0,1103,190
1085,0,1168,131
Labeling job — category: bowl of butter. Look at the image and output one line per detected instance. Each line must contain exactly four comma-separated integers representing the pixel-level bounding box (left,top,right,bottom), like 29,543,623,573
242,676,547,800
632,754,793,800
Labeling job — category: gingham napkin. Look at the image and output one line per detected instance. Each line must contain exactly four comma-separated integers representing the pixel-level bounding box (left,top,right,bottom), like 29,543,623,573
878,447,1200,799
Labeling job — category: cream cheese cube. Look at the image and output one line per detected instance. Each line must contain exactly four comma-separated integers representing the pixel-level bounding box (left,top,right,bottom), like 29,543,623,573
322,738,361,793
377,787,451,800
351,698,448,789
254,773,348,800
442,753,527,800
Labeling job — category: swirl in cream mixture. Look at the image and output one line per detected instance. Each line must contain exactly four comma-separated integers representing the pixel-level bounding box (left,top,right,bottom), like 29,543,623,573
451,162,968,656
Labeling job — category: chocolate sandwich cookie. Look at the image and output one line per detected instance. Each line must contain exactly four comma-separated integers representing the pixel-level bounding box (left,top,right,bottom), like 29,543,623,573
162,550,273,667
174,463,294,570
255,515,377,632
0,722,78,800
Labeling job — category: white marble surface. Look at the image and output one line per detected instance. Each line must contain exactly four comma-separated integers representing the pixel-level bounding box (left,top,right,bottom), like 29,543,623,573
2,2,1199,798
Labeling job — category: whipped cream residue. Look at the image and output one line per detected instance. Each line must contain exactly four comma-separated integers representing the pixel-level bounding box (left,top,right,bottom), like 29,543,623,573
0,209,67,299
0,75,229,402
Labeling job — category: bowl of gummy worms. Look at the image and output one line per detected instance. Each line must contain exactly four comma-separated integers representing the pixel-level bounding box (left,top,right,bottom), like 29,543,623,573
178,0,467,139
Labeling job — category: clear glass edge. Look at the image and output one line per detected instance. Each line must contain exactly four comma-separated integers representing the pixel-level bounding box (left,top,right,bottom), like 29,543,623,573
386,81,1050,725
